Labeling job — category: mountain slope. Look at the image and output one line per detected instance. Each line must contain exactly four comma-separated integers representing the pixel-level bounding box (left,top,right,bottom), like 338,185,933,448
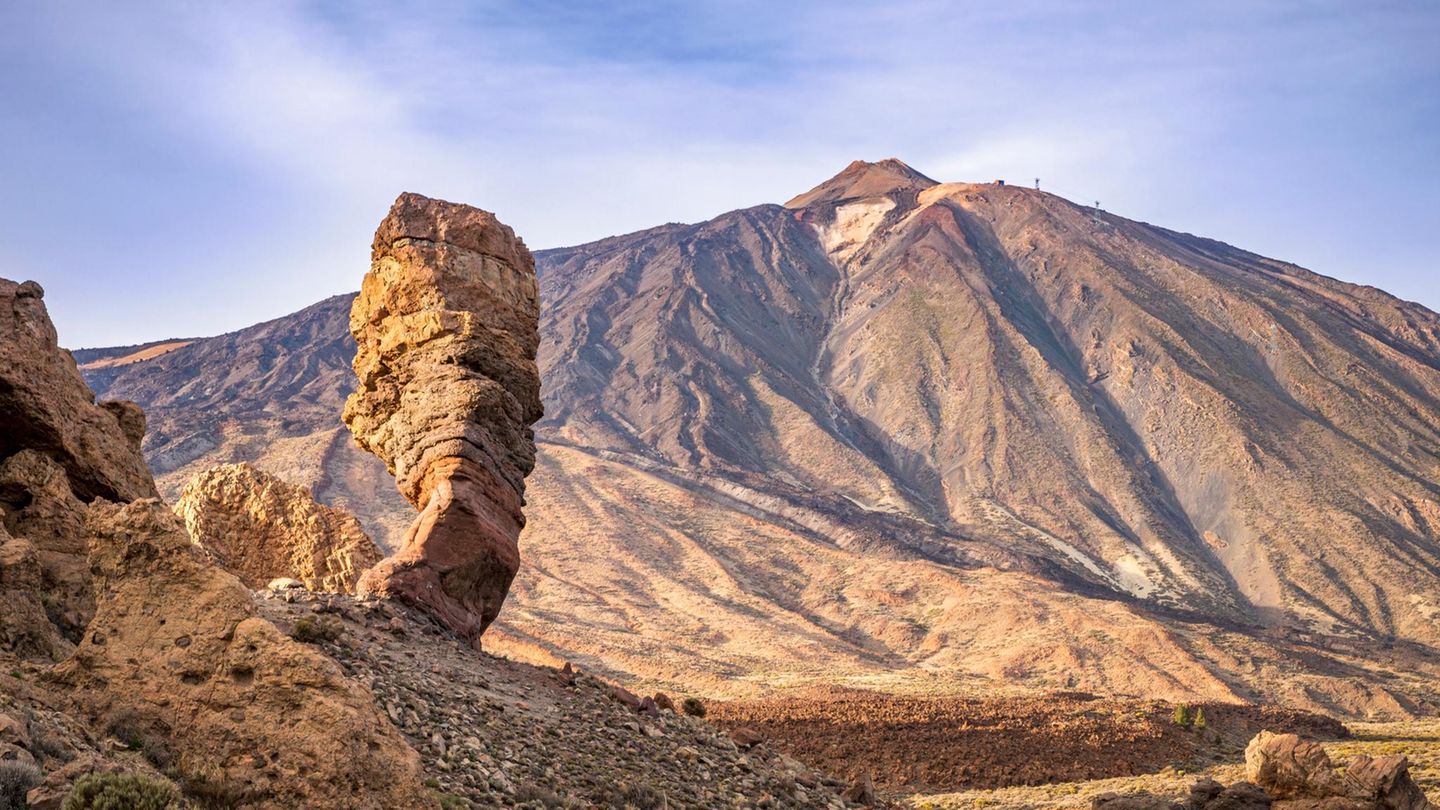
535,160,1440,641
82,161,1440,716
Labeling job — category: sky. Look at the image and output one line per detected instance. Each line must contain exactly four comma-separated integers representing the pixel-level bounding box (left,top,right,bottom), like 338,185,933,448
1,1,1437,348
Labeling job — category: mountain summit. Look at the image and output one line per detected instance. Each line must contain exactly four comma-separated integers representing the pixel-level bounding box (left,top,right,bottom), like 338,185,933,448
85,161,1440,716
784,157,938,208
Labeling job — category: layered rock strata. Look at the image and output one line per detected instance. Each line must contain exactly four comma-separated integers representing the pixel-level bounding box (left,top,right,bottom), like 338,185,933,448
175,463,382,593
343,193,542,641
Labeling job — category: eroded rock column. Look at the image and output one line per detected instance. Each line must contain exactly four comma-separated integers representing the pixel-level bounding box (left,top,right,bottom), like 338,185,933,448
344,193,542,642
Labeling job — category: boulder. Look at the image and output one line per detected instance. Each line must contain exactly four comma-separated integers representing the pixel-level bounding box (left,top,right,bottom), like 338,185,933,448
1246,731,1340,800
175,463,382,593
1341,754,1433,810
0,279,155,504
51,498,435,809
343,193,542,642
610,685,643,711
730,725,765,748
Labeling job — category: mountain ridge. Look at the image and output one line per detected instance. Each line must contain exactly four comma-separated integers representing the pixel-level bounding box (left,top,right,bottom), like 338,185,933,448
79,160,1440,717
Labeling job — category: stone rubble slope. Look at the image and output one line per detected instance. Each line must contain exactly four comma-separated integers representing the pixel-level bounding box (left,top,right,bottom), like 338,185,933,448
256,584,866,809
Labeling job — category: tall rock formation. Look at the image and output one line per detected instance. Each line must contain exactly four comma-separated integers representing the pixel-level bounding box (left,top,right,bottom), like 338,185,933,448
175,463,383,593
343,193,542,641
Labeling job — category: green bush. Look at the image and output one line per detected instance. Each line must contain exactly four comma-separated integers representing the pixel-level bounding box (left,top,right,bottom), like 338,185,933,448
681,697,706,718
61,772,178,810
290,614,343,644
1193,707,1208,732
0,761,42,810
1171,704,1192,728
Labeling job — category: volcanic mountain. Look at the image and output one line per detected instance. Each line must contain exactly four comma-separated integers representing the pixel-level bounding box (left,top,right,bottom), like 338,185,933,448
81,160,1440,716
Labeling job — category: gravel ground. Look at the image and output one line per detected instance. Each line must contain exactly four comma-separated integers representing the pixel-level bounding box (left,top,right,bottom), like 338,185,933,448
258,589,869,809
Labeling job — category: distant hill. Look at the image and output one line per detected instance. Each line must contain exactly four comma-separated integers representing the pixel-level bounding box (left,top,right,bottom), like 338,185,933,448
83,160,1440,718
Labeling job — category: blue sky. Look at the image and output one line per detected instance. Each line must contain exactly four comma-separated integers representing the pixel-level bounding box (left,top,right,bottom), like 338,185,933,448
2,1,1437,348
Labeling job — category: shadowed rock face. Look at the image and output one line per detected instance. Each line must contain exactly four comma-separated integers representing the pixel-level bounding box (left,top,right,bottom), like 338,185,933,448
0,278,157,648
344,192,542,641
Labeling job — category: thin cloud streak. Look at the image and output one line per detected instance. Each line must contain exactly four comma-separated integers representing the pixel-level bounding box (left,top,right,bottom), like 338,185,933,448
0,1,1436,346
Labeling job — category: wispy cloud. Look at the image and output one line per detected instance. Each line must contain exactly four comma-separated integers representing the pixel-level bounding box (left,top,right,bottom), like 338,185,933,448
1,1,1436,346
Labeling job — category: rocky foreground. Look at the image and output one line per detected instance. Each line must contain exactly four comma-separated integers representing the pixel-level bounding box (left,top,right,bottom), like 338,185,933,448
0,198,874,808
254,584,857,809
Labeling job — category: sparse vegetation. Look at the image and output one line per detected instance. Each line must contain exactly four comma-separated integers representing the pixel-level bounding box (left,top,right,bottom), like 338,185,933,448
432,790,472,810
1171,705,1193,729
179,771,254,809
0,761,42,810
61,772,179,810
30,727,72,765
601,782,666,810
104,711,172,769
1193,708,1208,732
290,614,344,644
105,710,147,750
513,781,572,808
681,697,706,718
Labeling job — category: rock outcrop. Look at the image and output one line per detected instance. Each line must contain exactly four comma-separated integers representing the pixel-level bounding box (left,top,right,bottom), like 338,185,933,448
0,280,154,504
0,278,157,647
51,498,434,809
343,193,542,641
175,463,382,593
1245,731,1434,809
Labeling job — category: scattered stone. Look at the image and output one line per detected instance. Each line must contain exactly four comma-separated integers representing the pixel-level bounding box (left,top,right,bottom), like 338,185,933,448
731,725,765,748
